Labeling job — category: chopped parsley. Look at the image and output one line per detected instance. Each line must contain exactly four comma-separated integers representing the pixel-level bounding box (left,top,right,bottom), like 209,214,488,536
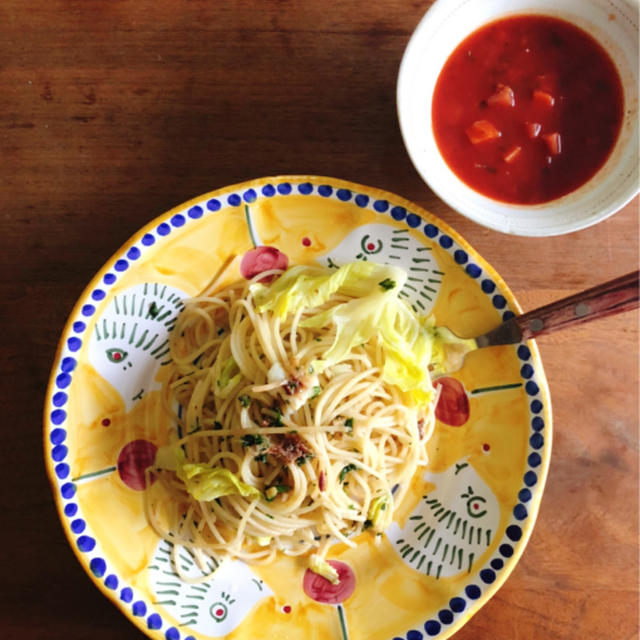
238,394,251,408
265,484,291,501
296,453,313,466
271,406,283,427
254,453,267,463
213,420,223,430
339,463,358,483
378,278,396,291
344,417,354,434
241,434,264,447
310,385,322,399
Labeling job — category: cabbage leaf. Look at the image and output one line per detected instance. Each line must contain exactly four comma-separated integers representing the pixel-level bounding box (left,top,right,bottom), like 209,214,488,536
216,357,242,397
252,262,385,319
175,454,261,502
309,553,340,584
368,493,393,532
252,261,441,405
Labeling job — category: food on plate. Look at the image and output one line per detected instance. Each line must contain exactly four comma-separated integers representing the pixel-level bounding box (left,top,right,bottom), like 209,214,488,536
147,261,455,581
432,15,624,204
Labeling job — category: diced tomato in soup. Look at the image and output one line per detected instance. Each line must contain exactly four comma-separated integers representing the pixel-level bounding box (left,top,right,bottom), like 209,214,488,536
432,16,623,204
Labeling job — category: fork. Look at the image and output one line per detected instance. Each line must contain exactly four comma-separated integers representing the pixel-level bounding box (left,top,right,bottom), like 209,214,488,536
438,270,639,373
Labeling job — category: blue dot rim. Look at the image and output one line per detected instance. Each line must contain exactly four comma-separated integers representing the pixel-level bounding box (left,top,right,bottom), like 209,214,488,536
44,176,551,640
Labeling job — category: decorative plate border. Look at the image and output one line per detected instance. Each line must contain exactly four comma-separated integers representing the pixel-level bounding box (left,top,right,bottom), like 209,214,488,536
43,175,552,640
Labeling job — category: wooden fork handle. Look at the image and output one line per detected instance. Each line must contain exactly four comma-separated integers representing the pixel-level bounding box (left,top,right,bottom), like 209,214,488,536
516,270,639,340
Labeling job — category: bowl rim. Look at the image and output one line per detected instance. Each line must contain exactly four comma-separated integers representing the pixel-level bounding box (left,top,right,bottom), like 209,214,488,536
396,0,640,236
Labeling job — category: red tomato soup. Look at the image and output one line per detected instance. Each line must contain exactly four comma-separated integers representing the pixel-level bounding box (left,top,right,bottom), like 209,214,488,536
432,15,624,204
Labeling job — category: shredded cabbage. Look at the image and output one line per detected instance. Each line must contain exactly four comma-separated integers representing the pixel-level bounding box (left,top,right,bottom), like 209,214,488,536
309,554,340,584
252,262,441,405
429,327,477,375
368,493,392,532
267,361,287,384
252,262,382,318
216,357,242,398
178,465,261,502
168,449,261,502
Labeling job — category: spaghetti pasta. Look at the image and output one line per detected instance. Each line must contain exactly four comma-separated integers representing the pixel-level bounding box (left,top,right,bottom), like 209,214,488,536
148,261,443,582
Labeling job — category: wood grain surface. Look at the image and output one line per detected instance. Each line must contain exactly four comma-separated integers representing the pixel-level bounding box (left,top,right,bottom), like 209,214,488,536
0,1,637,638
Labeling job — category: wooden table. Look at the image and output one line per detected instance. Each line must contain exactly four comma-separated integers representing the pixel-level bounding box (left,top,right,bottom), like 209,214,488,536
1,1,637,638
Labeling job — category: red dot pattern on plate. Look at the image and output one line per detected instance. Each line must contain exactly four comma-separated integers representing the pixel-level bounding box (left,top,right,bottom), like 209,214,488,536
483,443,491,451
216,608,224,616
302,237,311,247
434,377,470,426
282,605,291,614
303,561,356,604
240,246,289,282
117,439,158,491
366,242,375,251
101,418,111,427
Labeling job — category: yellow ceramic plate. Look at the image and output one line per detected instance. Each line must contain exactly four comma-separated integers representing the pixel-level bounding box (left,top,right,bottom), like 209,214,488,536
44,176,551,640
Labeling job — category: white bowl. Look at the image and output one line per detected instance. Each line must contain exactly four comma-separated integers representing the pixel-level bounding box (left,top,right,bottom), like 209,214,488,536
397,0,639,236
